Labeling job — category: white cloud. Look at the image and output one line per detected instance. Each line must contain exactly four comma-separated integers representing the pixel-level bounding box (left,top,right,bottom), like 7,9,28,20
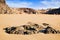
39,0,60,9
7,2,32,8
6,0,60,9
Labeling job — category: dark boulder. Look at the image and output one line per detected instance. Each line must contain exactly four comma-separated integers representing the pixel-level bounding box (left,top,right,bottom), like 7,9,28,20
3,27,16,34
39,26,60,34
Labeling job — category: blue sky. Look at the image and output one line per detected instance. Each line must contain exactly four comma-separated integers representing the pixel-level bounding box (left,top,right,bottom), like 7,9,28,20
6,0,60,9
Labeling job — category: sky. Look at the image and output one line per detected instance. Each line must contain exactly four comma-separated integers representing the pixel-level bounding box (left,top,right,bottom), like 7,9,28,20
6,0,60,9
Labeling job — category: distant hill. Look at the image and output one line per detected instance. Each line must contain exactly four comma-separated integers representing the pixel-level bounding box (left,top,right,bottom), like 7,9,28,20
45,8,60,14
0,0,37,14
0,0,60,15
16,8,37,14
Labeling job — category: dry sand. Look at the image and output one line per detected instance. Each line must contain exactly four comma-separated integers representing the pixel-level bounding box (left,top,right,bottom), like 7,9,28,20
0,14,60,40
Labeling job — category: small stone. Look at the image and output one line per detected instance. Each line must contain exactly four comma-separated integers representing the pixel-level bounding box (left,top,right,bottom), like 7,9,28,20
42,23,49,26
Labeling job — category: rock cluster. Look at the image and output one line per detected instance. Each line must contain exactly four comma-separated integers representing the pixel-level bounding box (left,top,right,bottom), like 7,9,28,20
4,22,60,35
39,26,60,34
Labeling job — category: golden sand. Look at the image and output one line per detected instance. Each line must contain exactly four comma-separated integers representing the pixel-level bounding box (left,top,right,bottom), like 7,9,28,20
0,14,60,40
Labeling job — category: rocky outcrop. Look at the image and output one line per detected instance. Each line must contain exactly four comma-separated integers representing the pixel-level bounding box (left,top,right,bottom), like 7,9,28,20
3,22,60,35
0,0,38,14
17,8,37,14
0,0,5,4
3,22,41,35
0,0,13,14
45,8,60,14
39,26,60,34
0,0,37,14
